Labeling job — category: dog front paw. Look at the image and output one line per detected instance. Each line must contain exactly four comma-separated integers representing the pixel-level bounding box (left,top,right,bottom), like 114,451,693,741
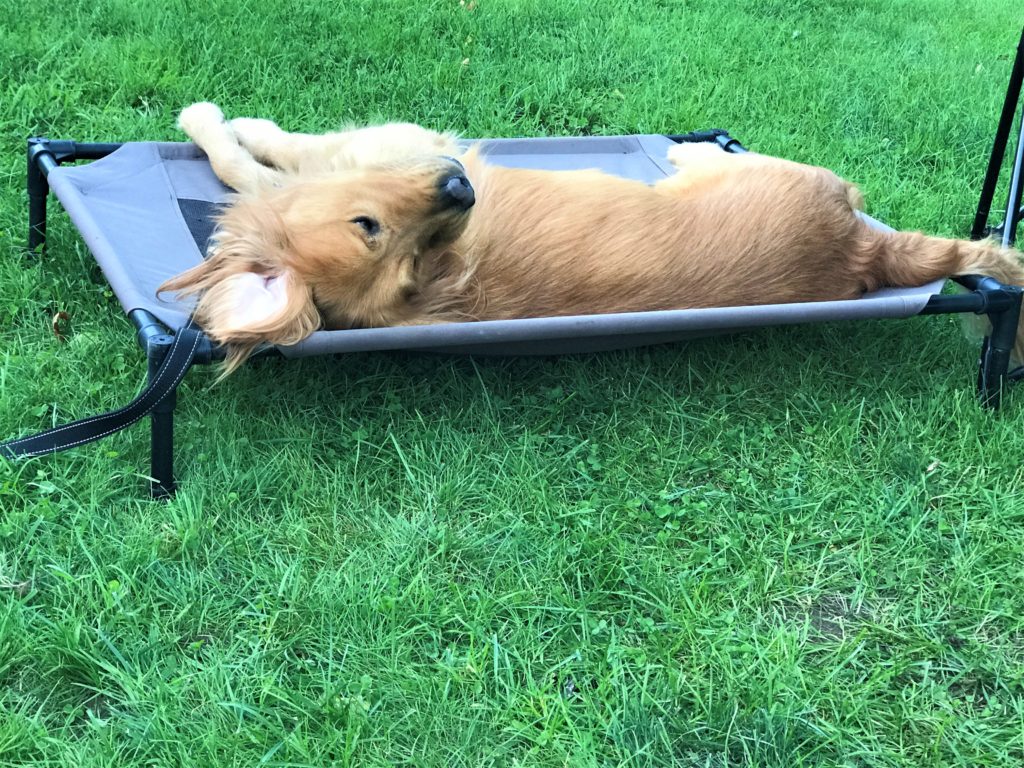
178,102,227,138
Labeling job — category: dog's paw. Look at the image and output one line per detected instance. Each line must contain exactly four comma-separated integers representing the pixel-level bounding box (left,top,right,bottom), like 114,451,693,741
178,102,227,137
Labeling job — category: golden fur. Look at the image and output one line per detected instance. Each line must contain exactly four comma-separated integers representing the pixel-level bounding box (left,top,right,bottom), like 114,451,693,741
161,103,1024,374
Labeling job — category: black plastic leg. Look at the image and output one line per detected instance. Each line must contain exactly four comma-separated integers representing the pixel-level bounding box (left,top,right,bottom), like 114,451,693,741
27,140,49,253
978,288,1024,408
147,334,178,498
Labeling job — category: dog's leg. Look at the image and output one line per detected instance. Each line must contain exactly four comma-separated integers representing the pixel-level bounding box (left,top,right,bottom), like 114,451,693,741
655,142,779,197
228,117,318,172
231,117,462,175
659,144,869,215
178,103,284,193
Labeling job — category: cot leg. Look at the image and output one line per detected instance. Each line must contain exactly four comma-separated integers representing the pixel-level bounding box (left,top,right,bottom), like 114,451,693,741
977,289,1023,408
147,334,179,499
27,140,49,253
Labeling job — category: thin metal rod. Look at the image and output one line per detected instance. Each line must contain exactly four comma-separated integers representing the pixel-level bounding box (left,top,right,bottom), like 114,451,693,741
972,26,1024,240
1003,108,1024,247
71,142,123,160
667,129,748,153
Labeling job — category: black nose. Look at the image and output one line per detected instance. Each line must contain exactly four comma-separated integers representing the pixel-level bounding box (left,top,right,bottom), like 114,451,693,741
438,173,475,211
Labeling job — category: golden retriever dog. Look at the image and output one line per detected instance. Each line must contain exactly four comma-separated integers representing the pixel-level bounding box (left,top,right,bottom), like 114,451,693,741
161,102,1024,373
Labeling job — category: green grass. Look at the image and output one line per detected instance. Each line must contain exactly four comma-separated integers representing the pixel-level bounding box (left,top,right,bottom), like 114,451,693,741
2,1,1024,765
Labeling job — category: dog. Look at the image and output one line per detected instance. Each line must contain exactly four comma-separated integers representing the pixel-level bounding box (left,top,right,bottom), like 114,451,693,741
161,102,1024,374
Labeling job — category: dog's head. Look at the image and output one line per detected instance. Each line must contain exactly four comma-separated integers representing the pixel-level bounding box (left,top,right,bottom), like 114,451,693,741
159,155,476,372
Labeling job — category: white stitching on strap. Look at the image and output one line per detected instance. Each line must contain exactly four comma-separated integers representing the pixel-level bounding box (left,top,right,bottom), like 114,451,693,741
9,324,201,455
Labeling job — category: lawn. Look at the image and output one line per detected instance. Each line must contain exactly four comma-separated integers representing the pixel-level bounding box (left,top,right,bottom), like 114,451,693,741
2,1,1024,765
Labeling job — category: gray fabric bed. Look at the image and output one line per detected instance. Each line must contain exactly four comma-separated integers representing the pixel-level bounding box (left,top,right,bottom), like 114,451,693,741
46,135,946,357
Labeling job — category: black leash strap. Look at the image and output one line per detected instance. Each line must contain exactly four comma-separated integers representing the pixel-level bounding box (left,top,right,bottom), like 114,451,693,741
0,326,203,459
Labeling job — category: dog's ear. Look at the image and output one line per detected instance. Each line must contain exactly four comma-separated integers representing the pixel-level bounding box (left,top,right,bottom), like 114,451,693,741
166,264,322,375
158,201,322,375
189,268,319,343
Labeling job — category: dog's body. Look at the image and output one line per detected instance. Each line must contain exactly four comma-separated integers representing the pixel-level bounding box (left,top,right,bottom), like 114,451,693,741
162,103,1024,372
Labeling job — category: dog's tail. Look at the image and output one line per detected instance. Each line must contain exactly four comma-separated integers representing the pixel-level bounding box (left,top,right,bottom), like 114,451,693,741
871,229,1024,362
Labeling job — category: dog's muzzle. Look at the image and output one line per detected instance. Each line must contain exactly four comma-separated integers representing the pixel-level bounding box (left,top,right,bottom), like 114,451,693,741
437,172,475,212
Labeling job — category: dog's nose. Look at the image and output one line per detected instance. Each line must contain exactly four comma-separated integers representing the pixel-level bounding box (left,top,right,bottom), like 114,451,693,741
438,173,475,211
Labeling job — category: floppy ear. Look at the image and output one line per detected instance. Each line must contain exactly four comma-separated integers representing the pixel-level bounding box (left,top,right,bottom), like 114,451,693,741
158,201,322,375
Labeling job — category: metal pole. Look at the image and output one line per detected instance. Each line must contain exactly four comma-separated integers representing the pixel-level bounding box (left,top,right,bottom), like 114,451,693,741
1002,109,1024,247
972,27,1024,240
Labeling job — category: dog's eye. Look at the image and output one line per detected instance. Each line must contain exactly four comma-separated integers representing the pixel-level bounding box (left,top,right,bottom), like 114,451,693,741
351,216,380,237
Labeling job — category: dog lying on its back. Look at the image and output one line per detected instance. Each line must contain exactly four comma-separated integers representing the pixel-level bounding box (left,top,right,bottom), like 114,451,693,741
161,102,1024,373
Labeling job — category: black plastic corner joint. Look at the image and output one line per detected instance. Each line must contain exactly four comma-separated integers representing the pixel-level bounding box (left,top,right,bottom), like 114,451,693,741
130,309,216,367
147,330,215,368
28,137,77,167
970,278,1023,315
145,333,177,365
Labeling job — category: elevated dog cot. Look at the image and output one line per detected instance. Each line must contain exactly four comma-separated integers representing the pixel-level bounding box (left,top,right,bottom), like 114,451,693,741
4,89,1024,496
